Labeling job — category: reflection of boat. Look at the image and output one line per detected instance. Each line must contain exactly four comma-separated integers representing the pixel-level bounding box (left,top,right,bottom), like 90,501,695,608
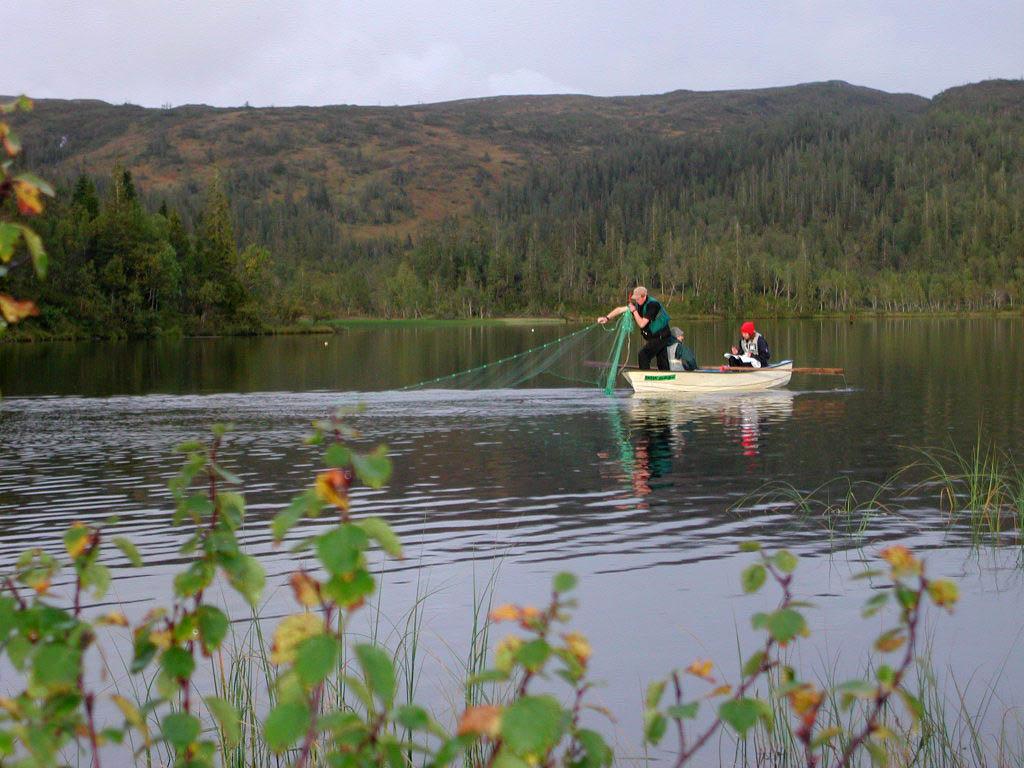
629,389,796,422
622,360,793,393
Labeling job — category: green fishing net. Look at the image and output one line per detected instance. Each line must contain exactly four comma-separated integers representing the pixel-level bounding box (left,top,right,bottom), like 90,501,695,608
402,314,635,393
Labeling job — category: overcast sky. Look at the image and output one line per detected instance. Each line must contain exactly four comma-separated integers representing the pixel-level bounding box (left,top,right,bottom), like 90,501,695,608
8,1,1023,107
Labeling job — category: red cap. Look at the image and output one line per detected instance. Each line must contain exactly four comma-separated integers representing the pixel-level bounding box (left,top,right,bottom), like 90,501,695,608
740,321,756,336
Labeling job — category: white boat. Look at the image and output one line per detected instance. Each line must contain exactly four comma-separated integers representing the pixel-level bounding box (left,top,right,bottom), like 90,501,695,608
622,360,793,394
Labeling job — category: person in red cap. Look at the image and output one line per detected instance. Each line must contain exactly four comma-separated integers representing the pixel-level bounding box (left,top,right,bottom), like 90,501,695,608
724,321,770,368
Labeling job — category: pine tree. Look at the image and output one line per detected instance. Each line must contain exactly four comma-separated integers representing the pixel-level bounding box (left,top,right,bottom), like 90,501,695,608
192,170,244,322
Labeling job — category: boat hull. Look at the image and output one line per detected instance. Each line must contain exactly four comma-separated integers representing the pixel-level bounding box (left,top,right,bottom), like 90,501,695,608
622,361,793,393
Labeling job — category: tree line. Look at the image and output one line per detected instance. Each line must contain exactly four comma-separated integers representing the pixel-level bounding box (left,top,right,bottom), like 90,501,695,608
9,92,1024,336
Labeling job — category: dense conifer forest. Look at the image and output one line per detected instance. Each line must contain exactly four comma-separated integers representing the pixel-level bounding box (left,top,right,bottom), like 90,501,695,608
5,78,1023,336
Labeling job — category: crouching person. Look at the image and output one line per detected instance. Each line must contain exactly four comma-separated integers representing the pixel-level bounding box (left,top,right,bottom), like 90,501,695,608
668,327,698,371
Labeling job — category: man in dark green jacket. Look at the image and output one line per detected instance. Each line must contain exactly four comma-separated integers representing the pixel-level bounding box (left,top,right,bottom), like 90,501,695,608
597,286,673,370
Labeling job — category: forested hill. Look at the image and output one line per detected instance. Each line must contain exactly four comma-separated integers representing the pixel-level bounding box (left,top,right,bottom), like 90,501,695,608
16,81,926,237
5,79,1024,334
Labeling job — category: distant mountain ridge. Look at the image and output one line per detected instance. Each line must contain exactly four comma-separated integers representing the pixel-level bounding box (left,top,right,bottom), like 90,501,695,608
11,80,939,238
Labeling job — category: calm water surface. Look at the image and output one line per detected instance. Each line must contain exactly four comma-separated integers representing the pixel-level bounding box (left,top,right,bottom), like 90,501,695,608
2,318,1023,764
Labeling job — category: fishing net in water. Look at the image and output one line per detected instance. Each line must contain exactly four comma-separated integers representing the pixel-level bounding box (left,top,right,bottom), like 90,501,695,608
402,315,635,394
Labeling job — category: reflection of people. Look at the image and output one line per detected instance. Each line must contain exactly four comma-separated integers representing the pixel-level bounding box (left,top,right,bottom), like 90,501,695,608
597,286,672,370
668,327,697,371
724,321,770,368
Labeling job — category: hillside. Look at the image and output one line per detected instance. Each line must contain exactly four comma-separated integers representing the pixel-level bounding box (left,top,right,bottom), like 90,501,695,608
13,81,927,239
4,79,1024,334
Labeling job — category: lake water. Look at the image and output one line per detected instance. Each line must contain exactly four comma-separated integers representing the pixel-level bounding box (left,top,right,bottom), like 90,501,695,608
2,318,1023,765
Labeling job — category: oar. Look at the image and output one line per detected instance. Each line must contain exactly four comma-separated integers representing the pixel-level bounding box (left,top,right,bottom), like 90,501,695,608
715,366,845,375
584,361,845,375
790,367,844,375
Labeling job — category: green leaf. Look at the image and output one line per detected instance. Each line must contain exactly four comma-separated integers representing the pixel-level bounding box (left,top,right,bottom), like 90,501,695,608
719,697,761,736
196,605,229,651
33,644,80,691
162,712,200,750
772,550,798,574
576,729,613,768
351,445,392,488
738,541,762,552
358,517,403,558
876,664,895,686
765,608,806,643
645,680,667,709
295,634,340,686
273,490,319,539
897,688,924,722
324,443,352,467
395,704,430,731
515,639,551,671
17,226,46,279
221,554,265,606
862,591,889,618
492,750,530,768
0,730,14,756
742,650,766,678
160,647,195,680
643,710,667,745
0,222,20,262
81,562,111,599
553,571,578,593
205,696,240,748
500,695,565,756
355,644,396,708
853,568,886,581
322,569,375,607
317,525,369,575
666,702,699,719
264,701,310,752
112,537,143,567
741,563,766,593
217,492,246,530
174,560,215,598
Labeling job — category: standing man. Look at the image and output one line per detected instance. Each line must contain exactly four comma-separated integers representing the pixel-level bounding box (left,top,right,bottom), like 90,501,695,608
597,286,673,370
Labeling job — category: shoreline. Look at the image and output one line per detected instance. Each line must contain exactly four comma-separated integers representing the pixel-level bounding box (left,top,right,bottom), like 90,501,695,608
2,309,1022,343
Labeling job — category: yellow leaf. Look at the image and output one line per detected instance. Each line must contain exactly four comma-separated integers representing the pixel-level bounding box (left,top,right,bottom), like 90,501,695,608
0,696,22,718
97,611,129,627
289,571,322,607
875,632,906,653
495,635,523,673
457,705,502,737
879,545,920,577
787,684,824,716
112,694,151,746
0,294,39,324
149,629,173,650
685,659,715,682
489,603,521,622
13,179,44,215
706,684,732,698
270,613,324,665
562,632,592,664
927,579,958,610
315,469,350,511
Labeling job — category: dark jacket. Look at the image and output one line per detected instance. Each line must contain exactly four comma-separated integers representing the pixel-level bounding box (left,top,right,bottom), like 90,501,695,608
638,297,670,340
738,332,770,366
